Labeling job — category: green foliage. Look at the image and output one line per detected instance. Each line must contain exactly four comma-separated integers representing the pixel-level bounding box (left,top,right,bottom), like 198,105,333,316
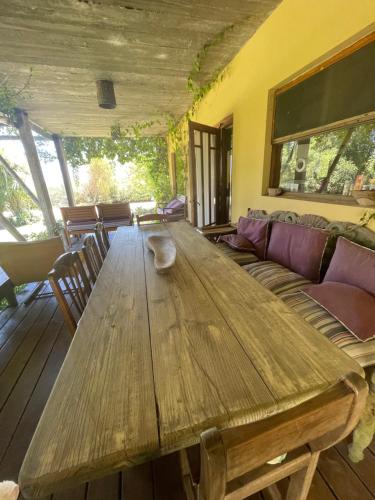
280,122,375,194
0,154,36,224
76,157,117,203
0,71,32,124
63,134,171,204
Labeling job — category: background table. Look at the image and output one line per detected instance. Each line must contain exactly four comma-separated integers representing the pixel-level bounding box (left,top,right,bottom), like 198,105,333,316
19,222,362,498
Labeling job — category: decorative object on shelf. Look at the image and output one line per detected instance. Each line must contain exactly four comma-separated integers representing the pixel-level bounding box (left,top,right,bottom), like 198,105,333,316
267,187,283,197
96,80,116,109
352,190,375,207
146,235,176,273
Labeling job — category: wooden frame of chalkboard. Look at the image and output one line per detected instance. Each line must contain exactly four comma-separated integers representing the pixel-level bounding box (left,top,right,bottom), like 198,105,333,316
265,30,375,202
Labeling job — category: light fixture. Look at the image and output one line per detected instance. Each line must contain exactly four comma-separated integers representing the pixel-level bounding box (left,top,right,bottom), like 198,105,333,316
96,80,116,109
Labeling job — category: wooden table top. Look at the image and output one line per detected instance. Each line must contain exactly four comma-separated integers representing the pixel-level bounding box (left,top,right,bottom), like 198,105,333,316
19,222,363,498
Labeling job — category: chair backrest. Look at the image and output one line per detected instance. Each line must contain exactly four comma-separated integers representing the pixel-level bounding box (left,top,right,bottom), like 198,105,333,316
95,222,110,260
82,235,103,285
181,372,367,500
0,237,65,286
60,206,98,224
48,252,92,335
136,213,168,226
96,202,131,220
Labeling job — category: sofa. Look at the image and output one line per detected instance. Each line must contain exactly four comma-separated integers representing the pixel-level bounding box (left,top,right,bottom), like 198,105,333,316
213,209,375,462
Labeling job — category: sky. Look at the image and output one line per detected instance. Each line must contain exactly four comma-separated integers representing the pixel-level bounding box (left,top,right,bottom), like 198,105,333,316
0,137,67,190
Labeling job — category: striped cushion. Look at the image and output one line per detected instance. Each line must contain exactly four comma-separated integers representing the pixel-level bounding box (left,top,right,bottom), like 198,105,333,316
243,261,311,295
215,242,259,266
281,291,375,368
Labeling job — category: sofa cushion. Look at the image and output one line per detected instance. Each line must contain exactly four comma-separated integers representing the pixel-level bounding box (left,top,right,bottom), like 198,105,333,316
215,242,259,266
244,261,311,296
267,222,329,282
324,237,375,296
281,291,375,368
303,281,375,342
237,217,269,260
219,234,255,252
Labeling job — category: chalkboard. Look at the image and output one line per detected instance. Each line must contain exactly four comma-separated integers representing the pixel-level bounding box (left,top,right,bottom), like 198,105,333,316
274,40,375,139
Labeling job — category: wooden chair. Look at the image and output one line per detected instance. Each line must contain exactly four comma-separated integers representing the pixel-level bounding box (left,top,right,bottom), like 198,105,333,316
0,237,65,305
136,213,168,226
180,372,367,500
60,205,98,245
95,222,110,260
96,202,133,229
48,252,92,335
81,235,103,285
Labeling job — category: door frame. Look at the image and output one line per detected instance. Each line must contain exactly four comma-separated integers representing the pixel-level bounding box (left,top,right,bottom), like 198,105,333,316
188,120,221,227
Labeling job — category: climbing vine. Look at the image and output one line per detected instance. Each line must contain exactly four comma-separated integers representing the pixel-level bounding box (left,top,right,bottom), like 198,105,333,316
0,71,32,124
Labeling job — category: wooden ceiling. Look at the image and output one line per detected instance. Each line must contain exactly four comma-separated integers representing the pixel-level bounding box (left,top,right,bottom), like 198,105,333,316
0,0,281,137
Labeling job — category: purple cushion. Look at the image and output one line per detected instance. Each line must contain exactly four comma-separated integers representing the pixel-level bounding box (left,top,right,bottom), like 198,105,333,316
267,222,329,282
324,237,375,296
166,199,184,210
237,217,269,260
220,234,255,252
303,281,375,341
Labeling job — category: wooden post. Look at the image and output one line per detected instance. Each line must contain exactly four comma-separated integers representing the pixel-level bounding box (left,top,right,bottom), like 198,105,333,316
15,109,56,235
0,153,40,206
0,212,26,241
52,134,75,207
169,151,177,197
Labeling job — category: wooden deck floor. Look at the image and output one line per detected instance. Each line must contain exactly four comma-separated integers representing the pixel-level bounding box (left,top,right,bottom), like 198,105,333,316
0,288,374,500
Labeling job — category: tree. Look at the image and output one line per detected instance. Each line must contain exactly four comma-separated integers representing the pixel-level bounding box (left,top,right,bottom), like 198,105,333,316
62,136,172,203
77,158,117,203
0,153,36,225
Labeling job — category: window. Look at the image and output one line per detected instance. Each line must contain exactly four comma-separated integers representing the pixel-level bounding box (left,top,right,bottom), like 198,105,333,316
279,122,375,196
269,33,375,202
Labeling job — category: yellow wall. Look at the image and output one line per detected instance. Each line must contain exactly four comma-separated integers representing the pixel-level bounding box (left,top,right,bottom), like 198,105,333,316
190,0,375,228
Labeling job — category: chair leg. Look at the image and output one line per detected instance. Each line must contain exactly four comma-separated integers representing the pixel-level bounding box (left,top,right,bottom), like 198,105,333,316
23,281,45,305
286,452,319,500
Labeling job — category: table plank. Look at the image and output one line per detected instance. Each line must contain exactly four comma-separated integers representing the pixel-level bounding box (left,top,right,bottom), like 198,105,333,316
167,222,363,404
142,225,275,452
20,228,159,498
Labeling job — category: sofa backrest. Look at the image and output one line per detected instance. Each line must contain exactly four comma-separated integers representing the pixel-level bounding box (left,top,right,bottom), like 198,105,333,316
246,208,375,280
266,221,329,282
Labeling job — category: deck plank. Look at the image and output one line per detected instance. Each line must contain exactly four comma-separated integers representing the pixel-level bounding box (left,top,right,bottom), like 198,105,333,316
0,292,48,351
318,447,373,500
86,473,120,500
335,440,375,496
0,322,70,482
121,463,154,500
0,298,58,409
0,303,63,461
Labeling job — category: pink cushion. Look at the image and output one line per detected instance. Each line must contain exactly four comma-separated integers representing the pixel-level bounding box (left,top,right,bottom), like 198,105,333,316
220,234,255,252
324,237,375,296
303,281,375,341
267,222,329,282
237,217,269,260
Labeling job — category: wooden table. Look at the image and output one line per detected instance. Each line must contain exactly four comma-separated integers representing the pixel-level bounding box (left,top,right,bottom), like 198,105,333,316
19,222,363,498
